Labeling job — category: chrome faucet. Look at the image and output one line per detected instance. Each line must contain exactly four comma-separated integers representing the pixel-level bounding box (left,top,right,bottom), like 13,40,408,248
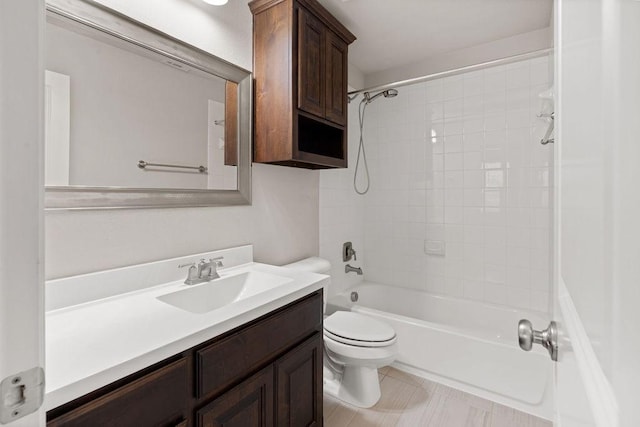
203,256,224,280
345,264,363,275
179,262,200,285
179,256,224,285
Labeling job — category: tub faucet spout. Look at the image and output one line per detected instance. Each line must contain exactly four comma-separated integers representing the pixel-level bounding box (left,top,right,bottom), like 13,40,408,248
345,264,363,275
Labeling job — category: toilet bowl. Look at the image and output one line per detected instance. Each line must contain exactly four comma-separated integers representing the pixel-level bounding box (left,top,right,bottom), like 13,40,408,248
283,257,398,408
323,310,397,407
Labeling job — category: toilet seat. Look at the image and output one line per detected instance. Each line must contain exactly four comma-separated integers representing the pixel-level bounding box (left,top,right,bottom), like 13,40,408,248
323,311,396,347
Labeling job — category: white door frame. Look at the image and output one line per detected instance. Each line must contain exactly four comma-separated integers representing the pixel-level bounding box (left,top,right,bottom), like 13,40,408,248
0,0,46,425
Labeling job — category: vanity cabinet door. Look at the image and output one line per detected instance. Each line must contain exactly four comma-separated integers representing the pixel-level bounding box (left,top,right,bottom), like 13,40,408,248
47,358,189,427
298,7,347,127
297,7,325,118
196,366,274,427
196,291,322,399
324,30,348,126
275,333,323,427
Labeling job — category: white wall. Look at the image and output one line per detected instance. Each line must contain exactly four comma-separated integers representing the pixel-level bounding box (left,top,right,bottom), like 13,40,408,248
45,0,319,279
324,57,554,314
365,27,553,89
347,63,365,91
44,70,71,186
94,0,254,71
46,163,318,278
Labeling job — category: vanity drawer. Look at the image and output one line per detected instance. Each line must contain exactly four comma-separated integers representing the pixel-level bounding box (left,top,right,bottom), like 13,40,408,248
48,358,189,427
196,365,274,427
196,291,322,398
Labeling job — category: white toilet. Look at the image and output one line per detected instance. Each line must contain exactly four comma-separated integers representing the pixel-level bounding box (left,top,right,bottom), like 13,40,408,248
284,257,398,408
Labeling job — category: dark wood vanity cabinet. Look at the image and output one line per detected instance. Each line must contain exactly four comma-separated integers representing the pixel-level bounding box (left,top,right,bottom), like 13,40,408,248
197,334,323,427
196,366,275,427
47,359,190,427
275,334,323,426
249,0,355,169
47,291,324,427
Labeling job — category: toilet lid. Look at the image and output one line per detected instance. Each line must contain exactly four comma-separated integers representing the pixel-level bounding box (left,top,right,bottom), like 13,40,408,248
323,311,396,345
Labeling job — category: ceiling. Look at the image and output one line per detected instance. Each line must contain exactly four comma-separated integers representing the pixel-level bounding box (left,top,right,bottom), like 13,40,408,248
317,0,553,75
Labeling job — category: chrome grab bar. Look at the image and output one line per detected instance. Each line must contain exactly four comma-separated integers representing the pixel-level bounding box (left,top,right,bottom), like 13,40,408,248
138,160,207,173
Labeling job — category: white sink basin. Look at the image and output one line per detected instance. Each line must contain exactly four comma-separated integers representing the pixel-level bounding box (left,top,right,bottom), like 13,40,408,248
156,271,293,314
45,245,330,411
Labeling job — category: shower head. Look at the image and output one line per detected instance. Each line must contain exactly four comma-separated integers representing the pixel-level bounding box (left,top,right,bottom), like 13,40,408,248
384,89,398,98
363,88,398,104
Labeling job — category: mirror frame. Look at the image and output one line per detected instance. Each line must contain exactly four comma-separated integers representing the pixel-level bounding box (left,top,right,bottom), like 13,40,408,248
44,0,252,210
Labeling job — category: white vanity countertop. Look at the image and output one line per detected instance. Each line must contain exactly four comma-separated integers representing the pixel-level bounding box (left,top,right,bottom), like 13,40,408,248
45,247,328,410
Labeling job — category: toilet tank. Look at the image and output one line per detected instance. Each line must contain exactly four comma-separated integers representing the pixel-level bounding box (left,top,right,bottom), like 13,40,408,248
282,257,331,274
282,257,331,312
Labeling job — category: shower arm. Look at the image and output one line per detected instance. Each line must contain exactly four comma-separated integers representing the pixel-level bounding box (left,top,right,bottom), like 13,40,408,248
348,89,398,104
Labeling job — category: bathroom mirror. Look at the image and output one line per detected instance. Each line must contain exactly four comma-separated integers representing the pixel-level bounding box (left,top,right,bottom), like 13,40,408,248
44,0,251,209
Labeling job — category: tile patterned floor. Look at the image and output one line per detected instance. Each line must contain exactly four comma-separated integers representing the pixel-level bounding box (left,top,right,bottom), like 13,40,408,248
323,367,552,427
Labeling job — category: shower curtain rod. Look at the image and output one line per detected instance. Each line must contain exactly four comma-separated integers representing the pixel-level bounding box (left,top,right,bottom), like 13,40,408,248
347,48,554,97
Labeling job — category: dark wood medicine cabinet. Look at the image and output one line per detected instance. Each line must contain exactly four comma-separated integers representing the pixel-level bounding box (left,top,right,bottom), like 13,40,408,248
249,0,356,169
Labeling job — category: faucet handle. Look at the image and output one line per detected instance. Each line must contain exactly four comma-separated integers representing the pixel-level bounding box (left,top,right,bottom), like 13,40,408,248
206,256,224,279
209,256,224,267
343,242,357,262
178,262,199,285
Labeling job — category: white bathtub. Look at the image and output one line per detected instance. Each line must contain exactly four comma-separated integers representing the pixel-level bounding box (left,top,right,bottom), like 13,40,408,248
328,282,553,419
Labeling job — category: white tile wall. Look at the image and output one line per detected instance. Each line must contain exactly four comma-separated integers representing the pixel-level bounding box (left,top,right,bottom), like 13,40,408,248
351,56,554,313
